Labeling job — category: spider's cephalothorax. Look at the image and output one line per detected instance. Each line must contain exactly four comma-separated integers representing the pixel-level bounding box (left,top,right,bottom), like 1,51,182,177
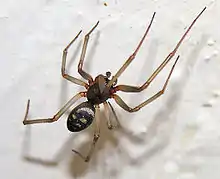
87,72,115,105
22,7,206,162
67,102,95,132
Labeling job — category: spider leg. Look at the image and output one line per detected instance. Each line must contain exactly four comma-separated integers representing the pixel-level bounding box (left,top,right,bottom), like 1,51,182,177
108,102,121,128
72,105,100,162
103,102,120,129
23,92,86,125
109,7,206,90
62,31,89,88
78,21,99,84
112,56,180,112
107,12,156,87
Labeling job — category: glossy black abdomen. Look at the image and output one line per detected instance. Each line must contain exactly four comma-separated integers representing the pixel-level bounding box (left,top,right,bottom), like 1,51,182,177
67,102,95,132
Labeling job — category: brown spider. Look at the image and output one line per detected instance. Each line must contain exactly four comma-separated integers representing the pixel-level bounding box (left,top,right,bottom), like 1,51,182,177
23,7,206,162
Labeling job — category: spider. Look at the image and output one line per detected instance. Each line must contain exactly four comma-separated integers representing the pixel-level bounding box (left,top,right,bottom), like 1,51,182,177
23,7,206,162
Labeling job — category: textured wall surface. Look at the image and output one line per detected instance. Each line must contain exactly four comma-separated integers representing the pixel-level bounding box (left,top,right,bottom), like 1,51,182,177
0,0,220,179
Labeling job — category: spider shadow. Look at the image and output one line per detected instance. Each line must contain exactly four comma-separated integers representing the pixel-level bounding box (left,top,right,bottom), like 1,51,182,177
120,34,209,166
21,108,123,177
66,112,123,178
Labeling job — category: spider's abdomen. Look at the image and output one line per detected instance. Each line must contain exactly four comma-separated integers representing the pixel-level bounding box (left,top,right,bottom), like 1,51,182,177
67,102,95,132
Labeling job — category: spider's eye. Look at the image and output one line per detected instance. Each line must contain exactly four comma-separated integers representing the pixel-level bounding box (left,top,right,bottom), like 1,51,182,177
106,71,111,78
67,102,95,132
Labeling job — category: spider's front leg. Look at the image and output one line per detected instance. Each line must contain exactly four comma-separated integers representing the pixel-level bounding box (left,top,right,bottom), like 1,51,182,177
23,92,86,125
72,105,100,162
62,31,89,88
107,12,156,87
78,21,99,84
112,56,179,112
109,7,206,92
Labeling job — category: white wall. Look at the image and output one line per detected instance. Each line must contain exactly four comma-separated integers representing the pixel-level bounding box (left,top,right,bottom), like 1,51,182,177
0,0,220,179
